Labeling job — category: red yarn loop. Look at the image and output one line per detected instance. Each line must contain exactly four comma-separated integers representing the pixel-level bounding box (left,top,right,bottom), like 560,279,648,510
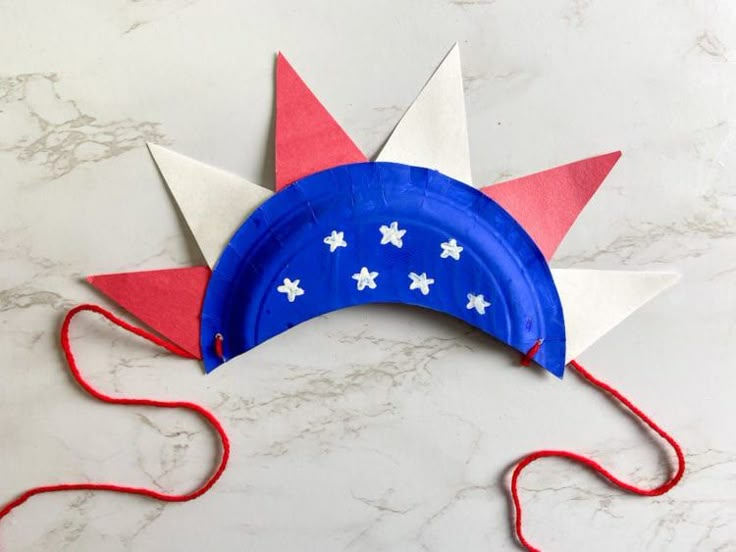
214,332,225,361
0,305,684,551
520,339,544,367
0,304,230,521
510,359,686,551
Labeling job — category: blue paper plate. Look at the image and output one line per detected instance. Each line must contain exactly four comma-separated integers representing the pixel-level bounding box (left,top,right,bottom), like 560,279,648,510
200,162,566,376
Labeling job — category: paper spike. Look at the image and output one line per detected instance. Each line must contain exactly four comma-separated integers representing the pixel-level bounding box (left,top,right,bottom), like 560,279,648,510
275,53,367,190
377,44,472,184
148,144,272,267
551,269,679,362
87,266,212,359
481,151,622,260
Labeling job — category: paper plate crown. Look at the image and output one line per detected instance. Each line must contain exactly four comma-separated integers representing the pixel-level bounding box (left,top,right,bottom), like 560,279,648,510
87,45,677,377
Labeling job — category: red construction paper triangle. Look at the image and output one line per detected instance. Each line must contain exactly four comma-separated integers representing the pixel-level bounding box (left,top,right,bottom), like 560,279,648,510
275,53,367,191
86,266,211,359
481,151,622,260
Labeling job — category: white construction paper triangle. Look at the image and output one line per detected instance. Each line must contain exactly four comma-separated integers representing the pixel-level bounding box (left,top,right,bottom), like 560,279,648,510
148,144,272,267
377,43,472,185
552,269,680,362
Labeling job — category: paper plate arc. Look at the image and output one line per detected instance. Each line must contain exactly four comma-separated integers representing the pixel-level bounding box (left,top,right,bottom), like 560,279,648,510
86,45,678,378
200,161,567,375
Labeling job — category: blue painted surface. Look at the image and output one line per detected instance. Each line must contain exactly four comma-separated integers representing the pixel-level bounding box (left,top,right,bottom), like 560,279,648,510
200,162,566,376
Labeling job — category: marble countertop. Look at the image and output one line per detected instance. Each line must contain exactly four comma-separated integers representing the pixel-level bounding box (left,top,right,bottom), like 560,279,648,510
1,1,734,550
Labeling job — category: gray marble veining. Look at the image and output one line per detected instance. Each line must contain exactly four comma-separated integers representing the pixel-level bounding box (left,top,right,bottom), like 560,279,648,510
0,1,734,550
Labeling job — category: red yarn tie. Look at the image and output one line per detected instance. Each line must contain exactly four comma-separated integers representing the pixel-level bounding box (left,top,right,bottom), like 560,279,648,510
0,305,684,551
510,359,686,551
0,304,230,521
520,339,544,367
214,332,225,361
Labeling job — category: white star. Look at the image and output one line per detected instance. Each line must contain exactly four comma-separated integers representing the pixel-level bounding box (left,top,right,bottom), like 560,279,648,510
408,272,435,296
277,278,305,302
352,267,379,291
440,238,463,260
379,221,406,248
466,293,491,315
323,230,347,252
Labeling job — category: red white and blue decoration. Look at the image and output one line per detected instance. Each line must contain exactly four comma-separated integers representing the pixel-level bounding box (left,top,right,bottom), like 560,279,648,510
86,45,679,379
66,45,685,551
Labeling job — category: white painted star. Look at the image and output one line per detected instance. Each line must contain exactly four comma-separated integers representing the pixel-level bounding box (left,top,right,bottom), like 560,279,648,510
323,230,347,252
408,272,435,296
277,278,305,302
379,221,406,248
440,238,463,260
352,267,379,291
466,293,491,315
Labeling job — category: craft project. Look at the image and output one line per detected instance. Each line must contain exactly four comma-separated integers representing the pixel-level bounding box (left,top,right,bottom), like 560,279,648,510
89,47,678,380
1,45,684,552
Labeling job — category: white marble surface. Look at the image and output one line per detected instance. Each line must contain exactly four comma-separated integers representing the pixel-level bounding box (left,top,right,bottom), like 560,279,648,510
1,1,734,550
